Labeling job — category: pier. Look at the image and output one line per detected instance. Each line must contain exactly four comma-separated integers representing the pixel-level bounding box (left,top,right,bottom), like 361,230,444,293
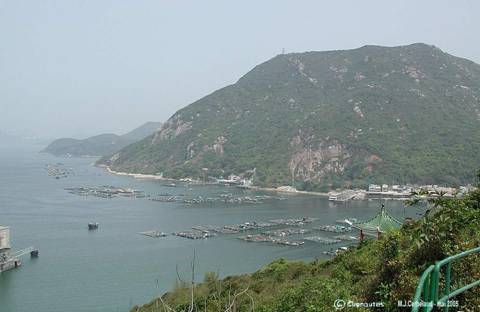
0,226,37,273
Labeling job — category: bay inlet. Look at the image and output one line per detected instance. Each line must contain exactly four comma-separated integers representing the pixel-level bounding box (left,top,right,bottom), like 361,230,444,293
0,144,422,312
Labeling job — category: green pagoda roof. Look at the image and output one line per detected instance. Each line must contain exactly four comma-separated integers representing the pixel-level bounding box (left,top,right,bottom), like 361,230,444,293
352,205,402,233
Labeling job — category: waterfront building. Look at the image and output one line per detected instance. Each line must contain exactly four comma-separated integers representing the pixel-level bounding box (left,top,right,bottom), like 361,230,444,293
0,226,17,273
0,226,11,257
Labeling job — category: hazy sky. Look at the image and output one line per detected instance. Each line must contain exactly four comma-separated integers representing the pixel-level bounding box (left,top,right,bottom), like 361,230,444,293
1,0,479,139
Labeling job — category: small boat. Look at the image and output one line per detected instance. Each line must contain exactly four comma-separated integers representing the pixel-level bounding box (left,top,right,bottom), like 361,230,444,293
328,195,338,201
88,223,99,230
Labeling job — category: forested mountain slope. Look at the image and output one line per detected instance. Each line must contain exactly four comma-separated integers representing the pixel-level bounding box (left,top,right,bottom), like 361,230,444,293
102,44,480,189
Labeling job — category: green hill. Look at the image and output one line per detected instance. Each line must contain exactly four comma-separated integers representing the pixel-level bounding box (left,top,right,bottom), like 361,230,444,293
42,122,162,157
100,43,480,189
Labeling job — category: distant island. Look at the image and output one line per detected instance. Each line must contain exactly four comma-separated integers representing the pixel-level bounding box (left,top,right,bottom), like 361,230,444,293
42,121,162,157
98,43,480,191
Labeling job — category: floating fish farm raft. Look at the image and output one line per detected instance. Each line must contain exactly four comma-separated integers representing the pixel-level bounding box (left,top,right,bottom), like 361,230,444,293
314,225,352,233
66,187,287,205
65,182,364,251
149,194,287,205
45,163,75,179
136,217,350,248
268,218,318,225
173,231,217,239
333,235,359,241
262,228,309,237
304,236,342,245
238,235,305,246
65,186,146,198
138,231,168,238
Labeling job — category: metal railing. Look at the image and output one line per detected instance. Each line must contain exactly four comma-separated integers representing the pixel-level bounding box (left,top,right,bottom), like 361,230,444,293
411,246,480,312
9,246,35,259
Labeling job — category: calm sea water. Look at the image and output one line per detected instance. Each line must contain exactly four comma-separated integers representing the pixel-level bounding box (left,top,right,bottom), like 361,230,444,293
0,143,422,312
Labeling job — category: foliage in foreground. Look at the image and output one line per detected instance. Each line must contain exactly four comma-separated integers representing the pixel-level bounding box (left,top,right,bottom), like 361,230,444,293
132,187,480,312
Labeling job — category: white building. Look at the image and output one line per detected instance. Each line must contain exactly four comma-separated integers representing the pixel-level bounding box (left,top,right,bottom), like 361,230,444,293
0,226,22,273
0,226,11,253
0,226,12,270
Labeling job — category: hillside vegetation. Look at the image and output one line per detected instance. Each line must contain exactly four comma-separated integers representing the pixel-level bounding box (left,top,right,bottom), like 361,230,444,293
132,178,480,312
101,43,480,190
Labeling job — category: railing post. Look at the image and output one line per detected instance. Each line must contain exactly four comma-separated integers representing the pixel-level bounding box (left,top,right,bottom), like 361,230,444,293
425,267,441,312
432,264,440,303
443,262,452,312
422,272,432,312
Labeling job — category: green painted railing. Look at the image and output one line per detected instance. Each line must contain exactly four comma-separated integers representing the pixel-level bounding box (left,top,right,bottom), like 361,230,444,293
411,246,480,312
